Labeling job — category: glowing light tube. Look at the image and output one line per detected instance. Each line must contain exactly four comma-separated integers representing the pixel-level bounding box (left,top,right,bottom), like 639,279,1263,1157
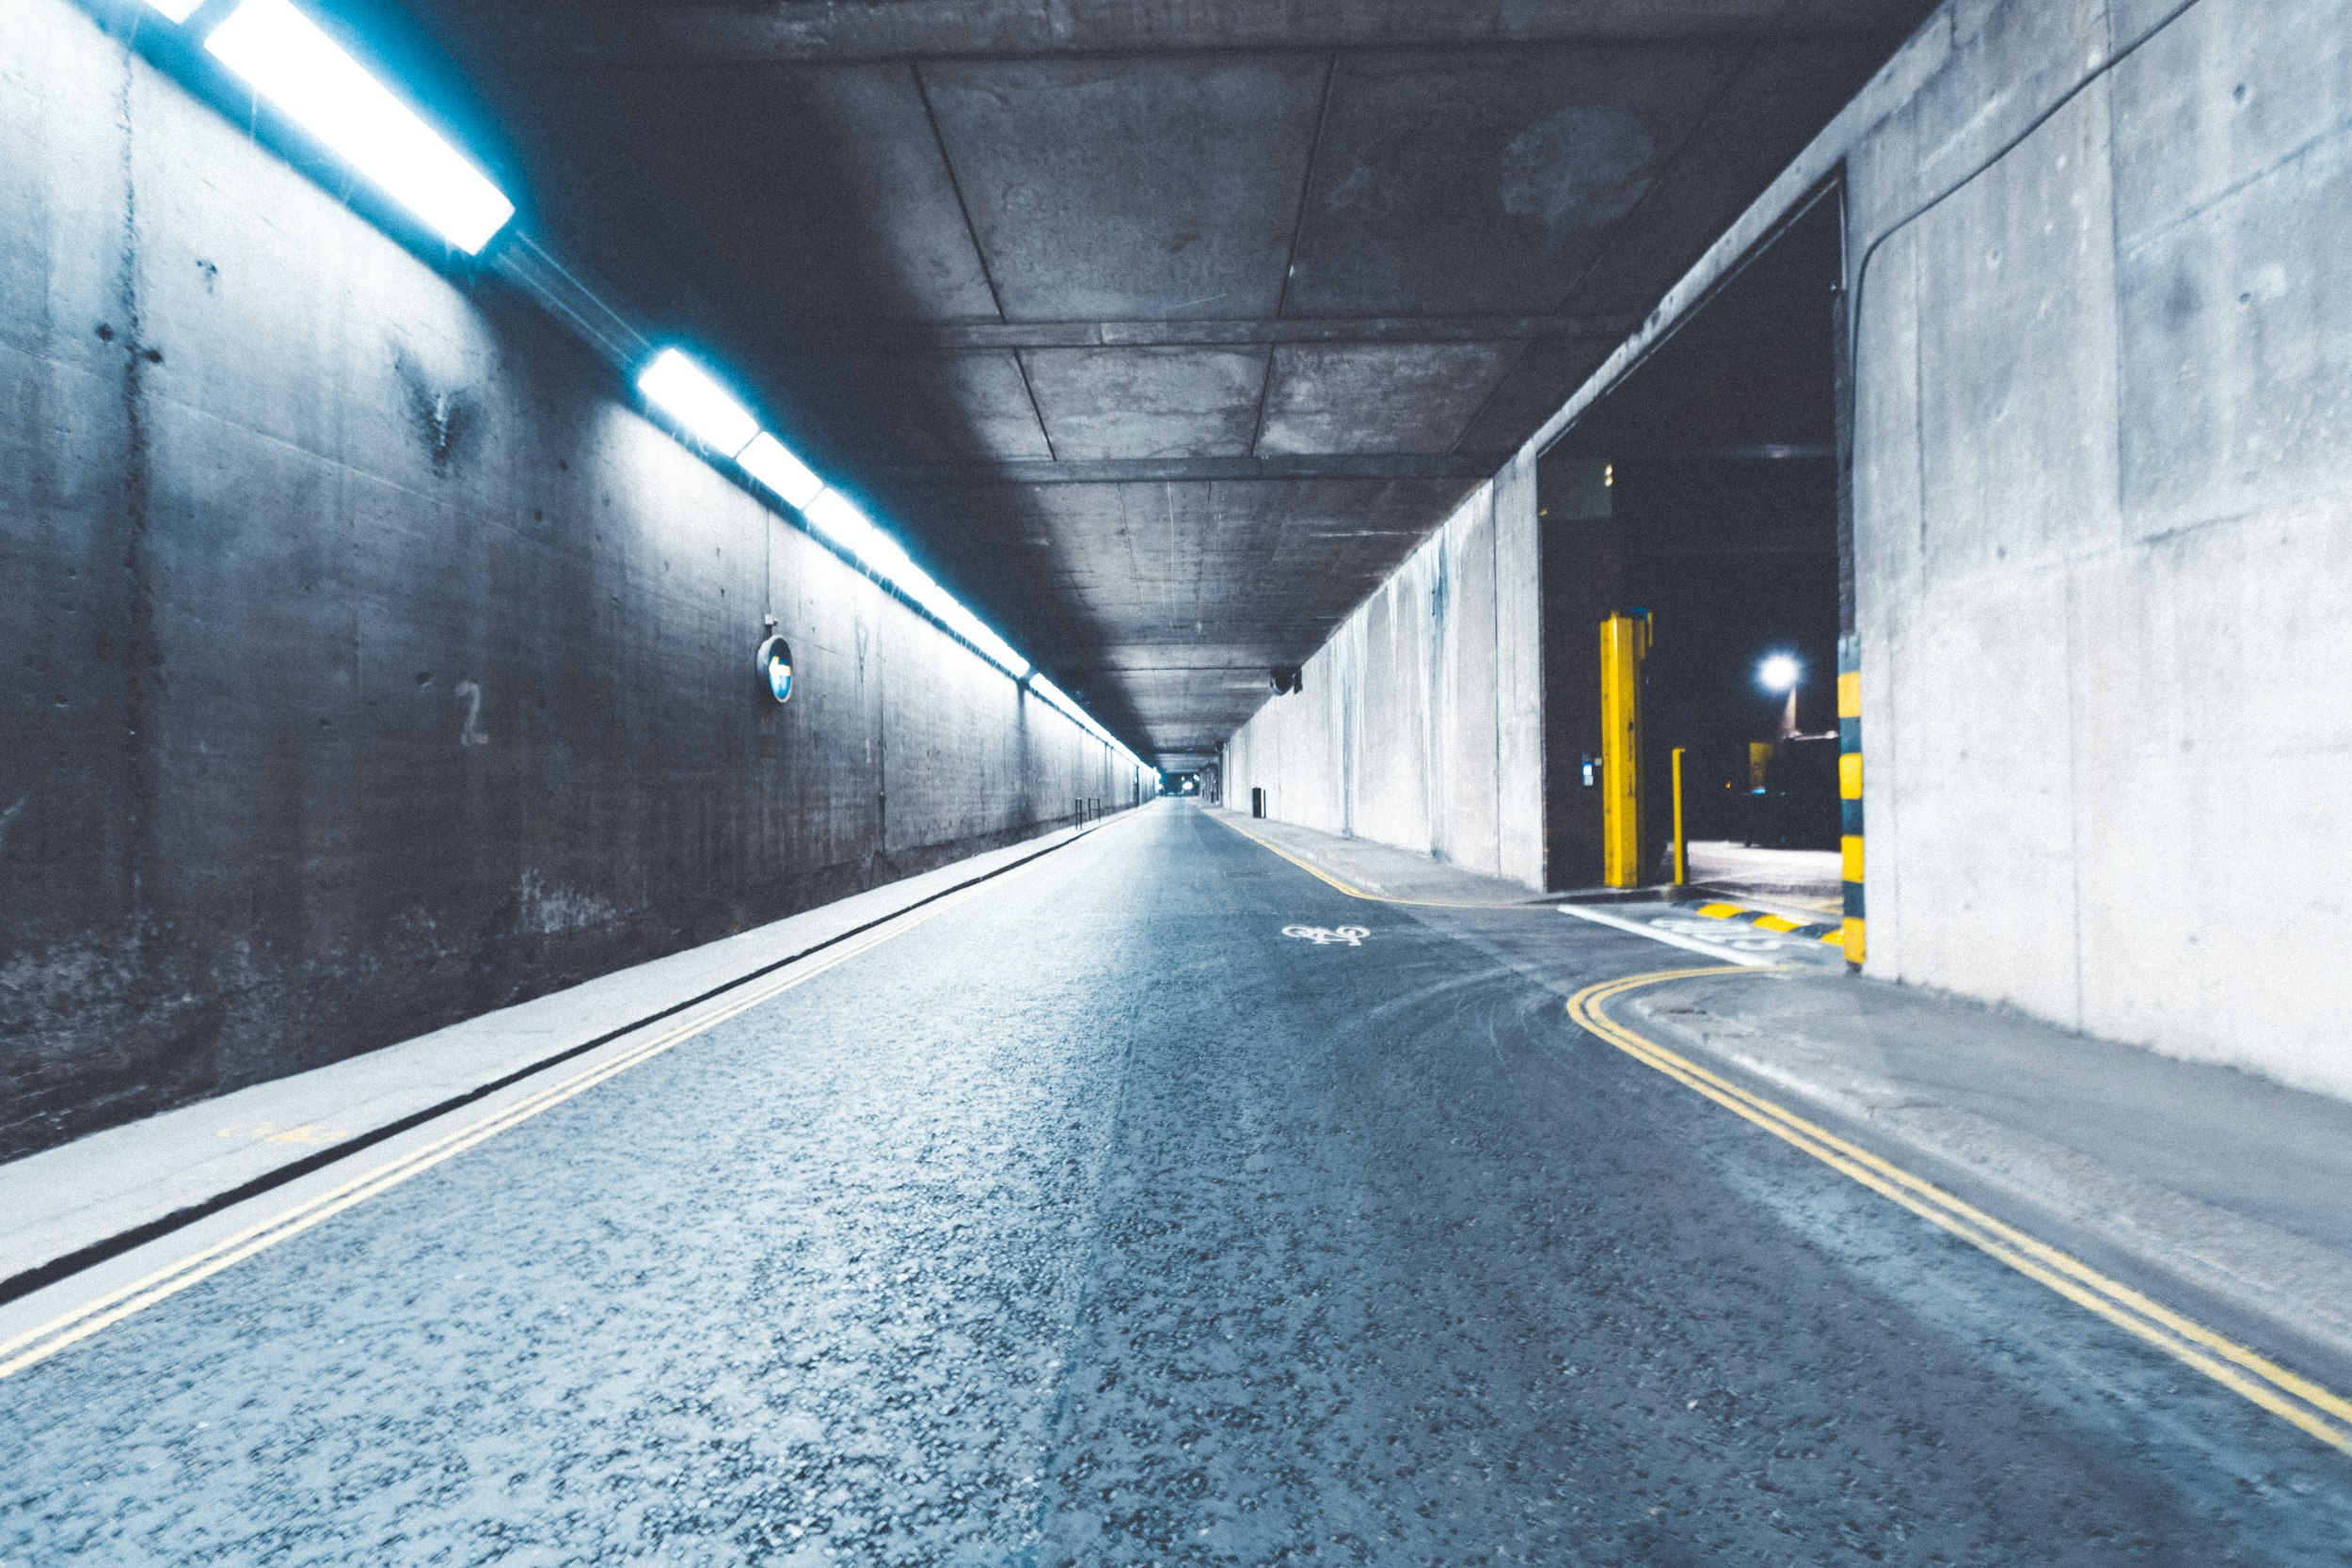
737,433,823,510
803,490,1033,678
205,0,515,254
636,349,760,457
1029,674,1143,769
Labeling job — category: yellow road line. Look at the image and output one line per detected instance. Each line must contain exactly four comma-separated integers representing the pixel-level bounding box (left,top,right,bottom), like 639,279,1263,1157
0,870,1011,1382
1207,812,1537,911
1566,968,2352,1456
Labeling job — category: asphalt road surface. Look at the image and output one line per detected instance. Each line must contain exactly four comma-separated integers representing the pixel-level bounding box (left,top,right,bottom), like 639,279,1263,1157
3,801,2346,1565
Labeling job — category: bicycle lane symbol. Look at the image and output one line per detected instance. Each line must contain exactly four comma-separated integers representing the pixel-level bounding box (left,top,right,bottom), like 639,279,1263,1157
1283,925,1369,947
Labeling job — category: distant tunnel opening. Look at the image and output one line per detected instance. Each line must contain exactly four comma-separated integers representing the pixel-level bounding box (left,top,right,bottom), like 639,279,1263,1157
1536,186,1847,913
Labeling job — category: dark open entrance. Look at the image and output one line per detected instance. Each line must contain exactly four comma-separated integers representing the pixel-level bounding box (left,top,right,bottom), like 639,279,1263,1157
1538,185,1847,909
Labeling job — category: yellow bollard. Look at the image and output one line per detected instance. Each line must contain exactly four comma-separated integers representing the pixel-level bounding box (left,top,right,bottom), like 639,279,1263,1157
1599,611,1651,888
1671,746,1688,886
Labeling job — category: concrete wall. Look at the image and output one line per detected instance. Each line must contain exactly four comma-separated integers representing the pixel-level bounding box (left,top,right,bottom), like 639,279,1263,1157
0,0,1141,1159
1247,0,2352,1098
1842,0,2352,1099
1222,453,1545,888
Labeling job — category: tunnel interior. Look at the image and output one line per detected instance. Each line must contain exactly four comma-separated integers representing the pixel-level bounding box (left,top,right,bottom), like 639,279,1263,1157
382,1,1917,774
1538,189,1843,892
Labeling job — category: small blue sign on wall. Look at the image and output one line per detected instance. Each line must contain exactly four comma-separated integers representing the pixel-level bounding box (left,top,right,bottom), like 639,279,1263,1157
756,632,794,704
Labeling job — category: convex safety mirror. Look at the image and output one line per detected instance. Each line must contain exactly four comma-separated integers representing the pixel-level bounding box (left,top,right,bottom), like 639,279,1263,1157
756,632,794,704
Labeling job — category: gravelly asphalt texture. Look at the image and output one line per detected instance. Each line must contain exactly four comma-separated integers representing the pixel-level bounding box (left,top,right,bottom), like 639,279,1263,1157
3,801,2348,1565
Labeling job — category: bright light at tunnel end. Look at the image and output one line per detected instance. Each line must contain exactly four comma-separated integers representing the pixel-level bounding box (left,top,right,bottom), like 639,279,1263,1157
1758,653,1802,693
203,0,515,255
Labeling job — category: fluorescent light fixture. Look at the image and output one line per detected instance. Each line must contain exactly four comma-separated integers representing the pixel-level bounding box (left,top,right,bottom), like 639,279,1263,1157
1030,674,1081,721
803,490,1030,678
1029,673,1142,769
205,0,515,254
930,596,1028,678
141,0,205,21
636,349,759,457
803,487,883,554
737,434,823,510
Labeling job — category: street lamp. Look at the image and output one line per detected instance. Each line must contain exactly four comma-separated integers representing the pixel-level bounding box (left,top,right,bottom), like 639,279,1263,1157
1758,652,1802,737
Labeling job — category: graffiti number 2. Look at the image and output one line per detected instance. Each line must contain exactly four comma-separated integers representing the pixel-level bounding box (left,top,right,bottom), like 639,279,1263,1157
453,680,490,748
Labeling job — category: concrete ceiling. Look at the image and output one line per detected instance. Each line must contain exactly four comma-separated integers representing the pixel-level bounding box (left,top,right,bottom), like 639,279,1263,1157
401,0,1933,768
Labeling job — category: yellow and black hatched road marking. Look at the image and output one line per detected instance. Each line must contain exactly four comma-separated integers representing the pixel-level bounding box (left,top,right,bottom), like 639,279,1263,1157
1683,900,1845,945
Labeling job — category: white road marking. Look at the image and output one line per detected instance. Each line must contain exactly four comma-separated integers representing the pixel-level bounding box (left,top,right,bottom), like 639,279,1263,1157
1554,904,1779,967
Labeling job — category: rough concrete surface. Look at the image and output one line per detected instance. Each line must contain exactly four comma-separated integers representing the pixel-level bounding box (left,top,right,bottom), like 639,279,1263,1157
1838,0,2352,1098
1222,462,1546,890
0,0,1141,1161
1237,0,2352,1099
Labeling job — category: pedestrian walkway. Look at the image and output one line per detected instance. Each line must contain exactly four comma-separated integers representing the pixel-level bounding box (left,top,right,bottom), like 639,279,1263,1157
0,823,1107,1304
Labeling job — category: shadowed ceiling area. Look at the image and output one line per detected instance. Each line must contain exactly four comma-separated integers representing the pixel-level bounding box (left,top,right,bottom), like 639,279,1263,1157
400,0,1932,768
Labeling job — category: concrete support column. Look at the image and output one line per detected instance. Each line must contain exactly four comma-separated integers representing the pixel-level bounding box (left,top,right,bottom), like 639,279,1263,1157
1538,460,1622,891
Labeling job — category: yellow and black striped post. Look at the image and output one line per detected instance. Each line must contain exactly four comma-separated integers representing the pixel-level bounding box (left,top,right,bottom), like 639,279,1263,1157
1837,632,1865,965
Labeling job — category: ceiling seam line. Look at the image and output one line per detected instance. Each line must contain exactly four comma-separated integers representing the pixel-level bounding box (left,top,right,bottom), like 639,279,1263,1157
1013,349,1059,462
910,59,1012,325
1441,339,1538,458
1542,43,1763,319
779,314,1645,351
1272,51,1338,324
1247,49,1337,459
507,32,1917,75
1242,345,1279,460
909,56,1062,515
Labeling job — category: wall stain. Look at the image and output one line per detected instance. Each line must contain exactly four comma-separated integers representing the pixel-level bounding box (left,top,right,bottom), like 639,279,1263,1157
116,47,160,928
393,351,475,472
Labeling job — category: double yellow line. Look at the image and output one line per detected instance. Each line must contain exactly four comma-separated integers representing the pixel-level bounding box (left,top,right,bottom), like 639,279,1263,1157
0,874,998,1383
1571,968,2352,1456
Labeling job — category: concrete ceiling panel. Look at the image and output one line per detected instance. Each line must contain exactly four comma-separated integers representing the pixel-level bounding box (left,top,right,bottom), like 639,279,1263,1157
1256,343,1521,456
1020,346,1271,459
917,55,1327,321
521,64,997,325
399,2,1936,764
1285,46,1741,318
828,353,1052,459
